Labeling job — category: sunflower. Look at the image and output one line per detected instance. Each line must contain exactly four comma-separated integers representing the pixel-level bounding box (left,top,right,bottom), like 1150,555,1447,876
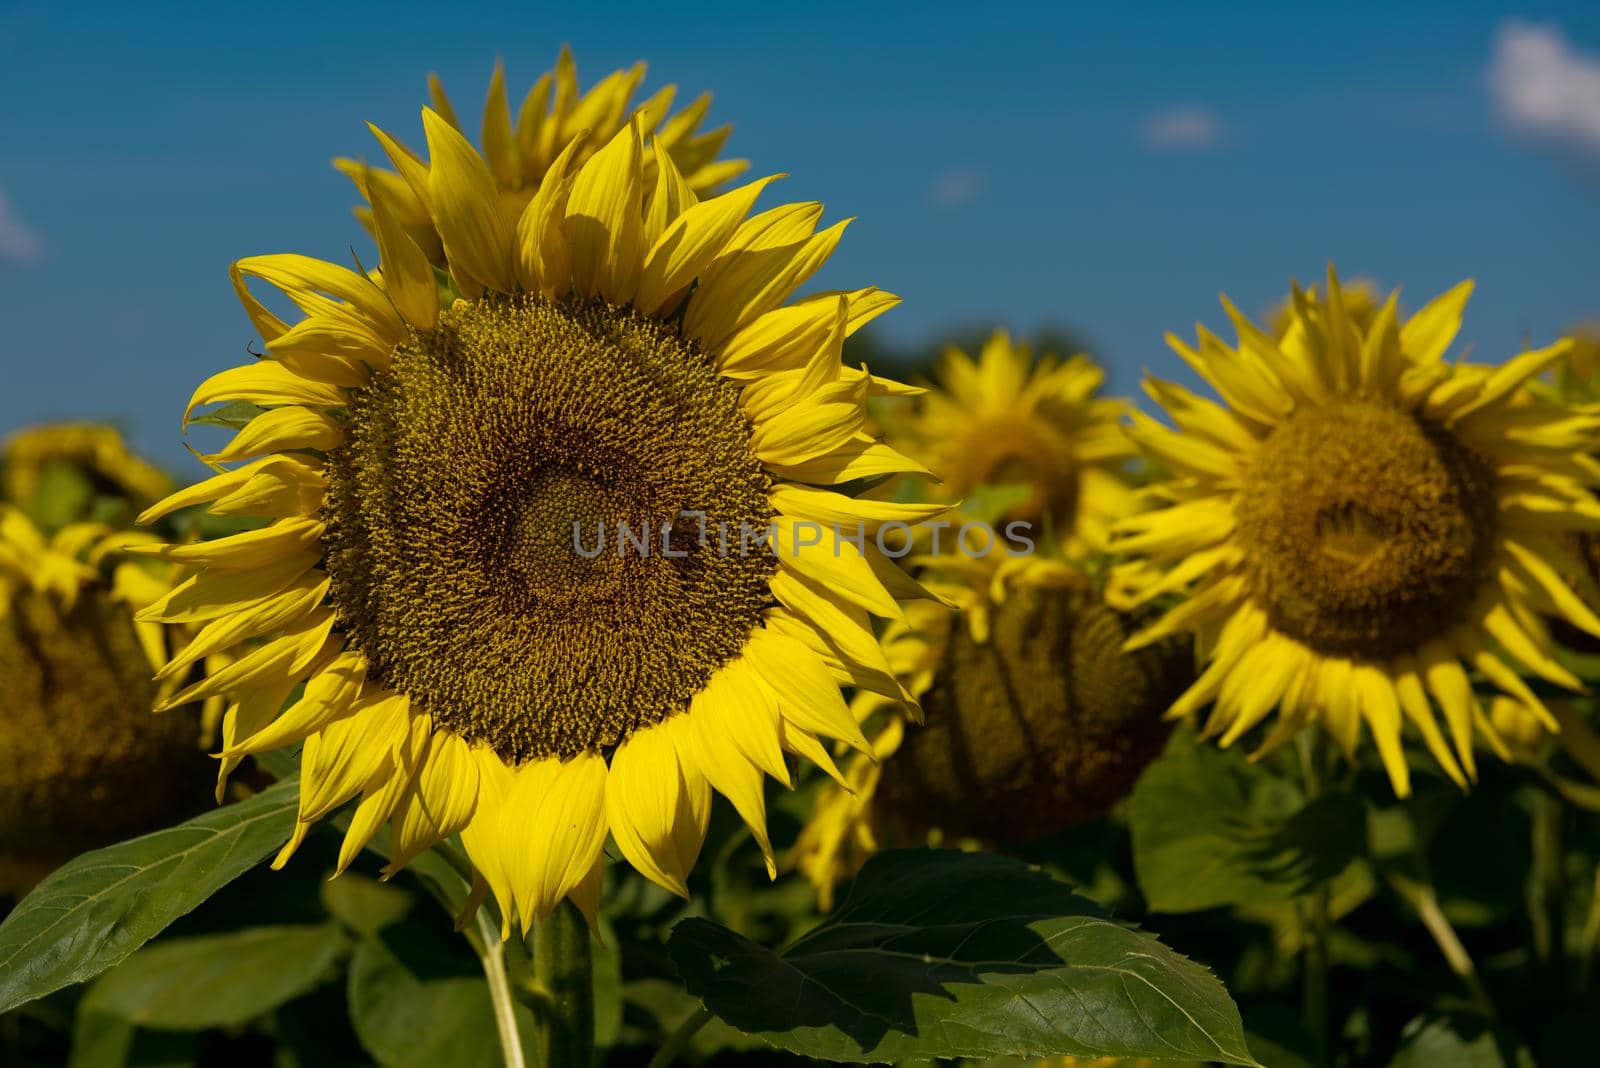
3,423,172,528
134,104,940,933
880,330,1134,553
1110,270,1600,795
336,47,747,267
0,507,209,893
789,553,1190,907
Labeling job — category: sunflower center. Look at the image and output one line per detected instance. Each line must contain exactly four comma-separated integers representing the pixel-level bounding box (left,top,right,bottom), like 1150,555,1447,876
0,586,209,868
1235,400,1497,659
946,417,1079,527
876,585,1188,842
323,294,776,762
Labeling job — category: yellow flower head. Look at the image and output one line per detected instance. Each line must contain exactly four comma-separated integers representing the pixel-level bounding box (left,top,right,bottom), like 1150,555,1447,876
336,47,747,267
789,554,1189,908
881,330,1135,554
1112,269,1600,796
3,423,172,529
137,89,940,934
0,507,209,893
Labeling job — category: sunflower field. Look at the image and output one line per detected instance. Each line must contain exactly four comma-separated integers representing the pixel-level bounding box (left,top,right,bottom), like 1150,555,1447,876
4,19,1600,1068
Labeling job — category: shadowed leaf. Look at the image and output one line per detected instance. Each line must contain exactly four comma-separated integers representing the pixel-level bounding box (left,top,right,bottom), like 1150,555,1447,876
669,849,1256,1064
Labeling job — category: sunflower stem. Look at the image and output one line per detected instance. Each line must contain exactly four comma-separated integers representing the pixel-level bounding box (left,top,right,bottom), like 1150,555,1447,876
646,1005,713,1068
474,905,528,1068
534,900,594,1068
1296,731,1332,1065
1576,864,1600,991
1389,872,1497,1021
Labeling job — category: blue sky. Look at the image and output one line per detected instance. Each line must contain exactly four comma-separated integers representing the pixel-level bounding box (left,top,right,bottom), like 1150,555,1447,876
2,1,1598,472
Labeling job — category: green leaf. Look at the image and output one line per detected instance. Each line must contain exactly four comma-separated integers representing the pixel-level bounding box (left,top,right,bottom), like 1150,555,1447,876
68,1010,137,1068
81,924,343,1030
668,849,1257,1065
1387,1015,1530,1068
953,481,1034,526
252,745,300,782
620,978,768,1058
1129,730,1365,912
187,400,267,430
0,778,299,1014
23,460,95,531
322,875,415,938
67,1010,197,1068
347,925,536,1068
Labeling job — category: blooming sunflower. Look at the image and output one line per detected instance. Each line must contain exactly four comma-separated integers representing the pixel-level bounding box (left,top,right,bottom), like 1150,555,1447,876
880,330,1134,553
0,507,209,892
1110,270,1600,795
134,106,937,933
789,553,1190,907
336,48,747,266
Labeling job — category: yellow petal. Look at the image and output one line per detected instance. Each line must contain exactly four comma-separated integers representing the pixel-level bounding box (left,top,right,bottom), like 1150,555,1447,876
460,748,519,939
514,133,586,296
751,397,865,467
685,217,849,353
422,107,515,296
743,628,870,754
635,174,779,316
204,407,344,463
502,752,609,928
370,181,440,330
214,678,297,801
765,438,932,485
299,693,410,822
641,136,698,252
135,552,318,624
235,254,402,341
183,362,345,428
682,686,777,878
386,728,480,874
604,719,710,898
563,118,644,302
719,288,899,378
224,650,368,756
480,59,519,188
1401,279,1474,364
157,571,329,679
157,609,335,712
129,516,324,571
774,516,901,621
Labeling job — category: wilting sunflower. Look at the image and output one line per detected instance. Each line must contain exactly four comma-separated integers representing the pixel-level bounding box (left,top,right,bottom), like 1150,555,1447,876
4,423,171,528
135,104,938,933
336,47,746,266
790,553,1190,907
1111,270,1600,795
880,331,1134,553
0,507,209,892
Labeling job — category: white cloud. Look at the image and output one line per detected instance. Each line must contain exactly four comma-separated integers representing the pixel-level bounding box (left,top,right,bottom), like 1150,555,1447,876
0,190,42,263
1140,106,1224,152
1490,20,1600,156
927,167,985,209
